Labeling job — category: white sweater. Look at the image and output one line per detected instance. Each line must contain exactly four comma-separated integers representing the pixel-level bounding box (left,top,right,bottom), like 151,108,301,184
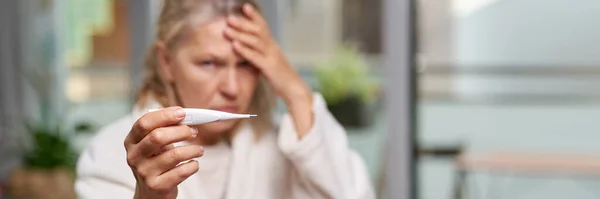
75,93,375,199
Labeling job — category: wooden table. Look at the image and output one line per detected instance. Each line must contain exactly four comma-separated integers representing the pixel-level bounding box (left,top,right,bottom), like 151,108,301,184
453,152,600,199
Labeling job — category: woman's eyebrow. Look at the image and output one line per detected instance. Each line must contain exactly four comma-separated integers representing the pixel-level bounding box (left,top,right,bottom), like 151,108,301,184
193,49,222,60
211,53,229,63
189,45,236,63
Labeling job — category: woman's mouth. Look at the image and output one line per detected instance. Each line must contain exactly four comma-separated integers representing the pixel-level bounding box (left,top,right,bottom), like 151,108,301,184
213,106,238,113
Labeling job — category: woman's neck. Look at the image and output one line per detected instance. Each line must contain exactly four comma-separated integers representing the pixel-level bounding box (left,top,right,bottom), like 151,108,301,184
189,133,223,146
188,123,241,146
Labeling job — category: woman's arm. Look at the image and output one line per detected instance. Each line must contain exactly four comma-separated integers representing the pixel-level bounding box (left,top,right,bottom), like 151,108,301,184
278,94,375,199
224,4,315,138
226,4,374,198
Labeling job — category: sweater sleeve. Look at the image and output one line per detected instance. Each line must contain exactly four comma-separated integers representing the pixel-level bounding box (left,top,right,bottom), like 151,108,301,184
75,117,137,199
278,93,375,199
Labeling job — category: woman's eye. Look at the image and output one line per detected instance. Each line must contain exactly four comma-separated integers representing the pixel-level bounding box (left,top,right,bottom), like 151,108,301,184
196,60,214,67
238,60,253,68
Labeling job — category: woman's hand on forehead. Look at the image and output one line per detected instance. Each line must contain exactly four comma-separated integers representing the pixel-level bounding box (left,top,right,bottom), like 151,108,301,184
223,3,314,138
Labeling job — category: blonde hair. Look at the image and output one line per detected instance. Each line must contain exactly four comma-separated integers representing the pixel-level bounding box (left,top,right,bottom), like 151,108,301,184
136,0,275,138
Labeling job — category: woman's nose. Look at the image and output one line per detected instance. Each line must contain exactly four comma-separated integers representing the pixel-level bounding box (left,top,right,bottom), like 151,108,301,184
219,66,239,97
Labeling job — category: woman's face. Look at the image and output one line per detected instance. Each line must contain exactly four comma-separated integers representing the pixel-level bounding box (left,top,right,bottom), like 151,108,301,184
159,17,259,134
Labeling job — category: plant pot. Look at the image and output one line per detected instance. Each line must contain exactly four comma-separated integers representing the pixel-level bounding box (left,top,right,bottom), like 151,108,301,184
327,96,376,128
7,167,76,199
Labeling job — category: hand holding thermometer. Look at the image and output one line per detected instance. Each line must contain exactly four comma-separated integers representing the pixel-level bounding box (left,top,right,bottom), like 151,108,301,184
148,108,257,125
148,108,256,165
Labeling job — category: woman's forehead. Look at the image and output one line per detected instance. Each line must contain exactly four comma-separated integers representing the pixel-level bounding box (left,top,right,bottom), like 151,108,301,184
180,18,244,60
185,19,230,48
189,17,228,42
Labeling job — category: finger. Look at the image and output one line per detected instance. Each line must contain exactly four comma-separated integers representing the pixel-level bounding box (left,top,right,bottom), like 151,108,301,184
227,15,261,36
224,27,263,53
232,41,264,68
135,125,198,157
154,144,175,156
126,107,186,145
242,3,267,26
143,145,204,177
146,160,199,193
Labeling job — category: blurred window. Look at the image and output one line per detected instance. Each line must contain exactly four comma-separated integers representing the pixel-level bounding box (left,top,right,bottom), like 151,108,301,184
417,0,600,198
64,0,132,126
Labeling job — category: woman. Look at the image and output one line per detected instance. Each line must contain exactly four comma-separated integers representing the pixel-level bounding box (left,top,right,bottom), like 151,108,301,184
75,0,374,198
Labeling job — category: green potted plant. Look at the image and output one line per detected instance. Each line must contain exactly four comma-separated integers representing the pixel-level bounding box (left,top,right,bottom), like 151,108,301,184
7,62,96,199
314,44,380,127
7,121,94,199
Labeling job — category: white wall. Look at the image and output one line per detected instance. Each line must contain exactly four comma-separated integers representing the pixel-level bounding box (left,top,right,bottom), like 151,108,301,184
454,0,600,98
456,0,600,66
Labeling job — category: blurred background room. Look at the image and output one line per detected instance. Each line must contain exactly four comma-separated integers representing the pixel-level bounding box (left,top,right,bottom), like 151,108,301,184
2,0,600,199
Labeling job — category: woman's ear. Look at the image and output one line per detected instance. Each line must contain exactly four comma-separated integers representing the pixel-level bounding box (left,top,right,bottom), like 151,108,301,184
157,41,174,82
